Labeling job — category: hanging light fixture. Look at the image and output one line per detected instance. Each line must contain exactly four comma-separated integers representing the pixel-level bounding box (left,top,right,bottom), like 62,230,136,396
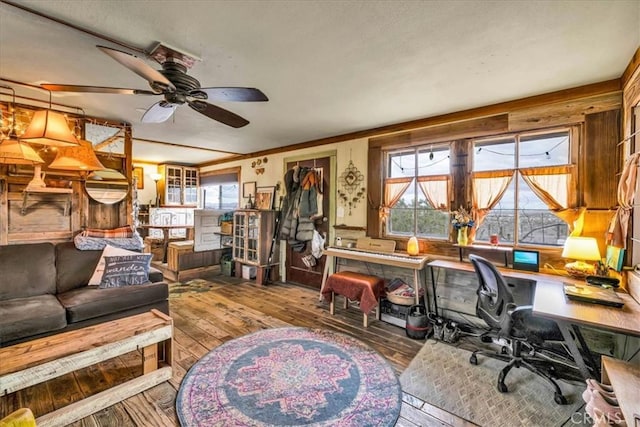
0,86,45,165
20,90,79,147
48,138,105,174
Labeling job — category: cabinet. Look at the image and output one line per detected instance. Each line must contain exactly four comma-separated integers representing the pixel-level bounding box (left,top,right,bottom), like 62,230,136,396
232,209,278,284
157,164,199,206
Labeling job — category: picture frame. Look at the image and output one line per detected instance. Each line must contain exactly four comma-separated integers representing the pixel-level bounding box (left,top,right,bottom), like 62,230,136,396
243,181,256,198
255,186,275,210
133,167,144,189
605,245,625,272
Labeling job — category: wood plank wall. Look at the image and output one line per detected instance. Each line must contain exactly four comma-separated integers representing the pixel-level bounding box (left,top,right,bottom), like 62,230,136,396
0,105,132,245
367,84,623,269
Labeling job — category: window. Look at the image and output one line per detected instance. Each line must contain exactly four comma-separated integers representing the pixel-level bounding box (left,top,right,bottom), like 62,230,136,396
200,169,240,210
472,130,571,246
385,145,451,238
202,183,239,209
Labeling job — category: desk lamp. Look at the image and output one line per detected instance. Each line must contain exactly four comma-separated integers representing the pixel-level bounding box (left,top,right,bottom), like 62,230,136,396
561,236,601,278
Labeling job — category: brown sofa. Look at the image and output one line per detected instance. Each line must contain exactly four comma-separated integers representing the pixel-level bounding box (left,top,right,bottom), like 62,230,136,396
0,242,169,347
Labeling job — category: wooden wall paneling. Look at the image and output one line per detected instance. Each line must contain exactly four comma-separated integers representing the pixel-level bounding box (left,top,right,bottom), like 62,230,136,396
367,145,383,239
509,92,622,132
583,110,621,209
369,114,509,148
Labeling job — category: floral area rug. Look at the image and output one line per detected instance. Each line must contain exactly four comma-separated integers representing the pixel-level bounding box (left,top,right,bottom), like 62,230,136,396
176,327,401,426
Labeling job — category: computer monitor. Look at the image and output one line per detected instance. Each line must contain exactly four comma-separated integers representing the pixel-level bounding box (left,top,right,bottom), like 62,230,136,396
512,249,540,272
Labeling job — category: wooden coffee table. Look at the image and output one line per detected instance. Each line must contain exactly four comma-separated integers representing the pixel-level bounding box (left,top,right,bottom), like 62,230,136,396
0,309,173,427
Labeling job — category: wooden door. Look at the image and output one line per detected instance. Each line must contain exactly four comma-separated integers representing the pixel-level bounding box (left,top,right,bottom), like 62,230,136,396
285,157,331,289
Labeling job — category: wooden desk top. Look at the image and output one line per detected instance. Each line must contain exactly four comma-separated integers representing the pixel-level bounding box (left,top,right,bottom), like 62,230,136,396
532,281,640,337
453,244,513,252
429,259,640,336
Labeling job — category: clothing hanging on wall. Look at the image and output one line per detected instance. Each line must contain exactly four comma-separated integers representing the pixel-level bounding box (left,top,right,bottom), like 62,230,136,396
279,165,322,250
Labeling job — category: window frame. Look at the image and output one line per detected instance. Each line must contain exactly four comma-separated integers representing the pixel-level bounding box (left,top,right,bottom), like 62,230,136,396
383,143,452,240
471,126,578,247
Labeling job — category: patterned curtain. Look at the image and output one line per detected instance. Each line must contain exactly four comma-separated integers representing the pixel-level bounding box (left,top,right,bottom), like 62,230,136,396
520,165,585,236
470,169,515,241
417,175,450,211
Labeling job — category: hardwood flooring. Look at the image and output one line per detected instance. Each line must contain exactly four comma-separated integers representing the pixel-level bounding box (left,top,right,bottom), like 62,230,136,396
1,274,471,426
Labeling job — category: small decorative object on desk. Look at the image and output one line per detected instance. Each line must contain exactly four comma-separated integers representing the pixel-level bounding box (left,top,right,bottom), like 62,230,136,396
451,206,474,246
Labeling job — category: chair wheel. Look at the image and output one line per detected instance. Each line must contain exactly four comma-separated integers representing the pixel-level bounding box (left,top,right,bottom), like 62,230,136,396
554,393,567,405
469,354,477,365
497,382,508,393
500,346,508,354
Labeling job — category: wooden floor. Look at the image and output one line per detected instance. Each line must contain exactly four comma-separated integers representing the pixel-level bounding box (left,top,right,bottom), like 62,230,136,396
1,273,472,427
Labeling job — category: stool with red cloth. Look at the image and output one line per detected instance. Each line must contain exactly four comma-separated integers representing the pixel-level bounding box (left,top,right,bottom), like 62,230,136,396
321,271,385,327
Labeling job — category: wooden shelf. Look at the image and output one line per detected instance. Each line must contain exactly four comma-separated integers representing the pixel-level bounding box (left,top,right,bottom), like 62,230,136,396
601,356,640,426
21,187,73,216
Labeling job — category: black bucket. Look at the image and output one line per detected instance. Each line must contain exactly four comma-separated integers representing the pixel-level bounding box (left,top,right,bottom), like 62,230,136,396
405,304,431,339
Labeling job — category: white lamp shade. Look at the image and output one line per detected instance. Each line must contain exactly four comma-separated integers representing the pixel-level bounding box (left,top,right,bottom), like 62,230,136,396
0,138,44,165
561,236,601,261
20,110,79,147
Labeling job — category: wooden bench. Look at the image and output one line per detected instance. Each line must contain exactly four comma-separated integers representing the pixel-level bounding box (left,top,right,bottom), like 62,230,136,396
0,310,173,427
322,271,385,327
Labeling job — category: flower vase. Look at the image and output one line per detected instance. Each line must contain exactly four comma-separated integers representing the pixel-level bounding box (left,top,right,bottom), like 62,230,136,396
457,226,469,246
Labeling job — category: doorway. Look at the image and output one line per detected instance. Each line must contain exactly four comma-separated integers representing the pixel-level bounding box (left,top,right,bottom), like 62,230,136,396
284,155,333,289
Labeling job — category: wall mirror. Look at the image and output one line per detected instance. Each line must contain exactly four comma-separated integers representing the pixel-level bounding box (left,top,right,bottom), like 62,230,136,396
85,168,129,204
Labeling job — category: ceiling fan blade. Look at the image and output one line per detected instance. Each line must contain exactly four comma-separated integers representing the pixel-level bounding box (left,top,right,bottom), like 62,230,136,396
188,100,249,128
97,45,176,92
141,101,178,123
42,83,158,95
196,87,269,102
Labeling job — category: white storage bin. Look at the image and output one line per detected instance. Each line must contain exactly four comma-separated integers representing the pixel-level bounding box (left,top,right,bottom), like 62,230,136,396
242,265,257,280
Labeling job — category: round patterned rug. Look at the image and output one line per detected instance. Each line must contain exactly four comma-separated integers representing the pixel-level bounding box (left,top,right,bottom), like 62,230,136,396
176,327,401,426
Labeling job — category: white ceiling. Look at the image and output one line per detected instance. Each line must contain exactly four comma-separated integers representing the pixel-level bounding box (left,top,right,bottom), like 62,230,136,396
1,1,638,165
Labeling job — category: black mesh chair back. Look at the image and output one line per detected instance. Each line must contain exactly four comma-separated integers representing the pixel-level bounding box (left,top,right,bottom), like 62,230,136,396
470,254,515,334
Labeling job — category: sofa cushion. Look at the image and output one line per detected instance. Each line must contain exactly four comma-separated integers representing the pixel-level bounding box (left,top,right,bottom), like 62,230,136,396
99,254,152,288
55,242,103,293
0,295,67,344
0,243,56,300
57,282,169,323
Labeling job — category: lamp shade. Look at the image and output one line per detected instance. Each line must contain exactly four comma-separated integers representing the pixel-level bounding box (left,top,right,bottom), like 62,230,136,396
561,236,601,261
20,110,79,147
48,139,105,171
150,172,163,182
562,236,601,278
0,138,44,165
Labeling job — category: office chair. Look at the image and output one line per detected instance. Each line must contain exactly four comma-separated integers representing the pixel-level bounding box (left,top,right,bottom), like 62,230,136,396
468,254,572,405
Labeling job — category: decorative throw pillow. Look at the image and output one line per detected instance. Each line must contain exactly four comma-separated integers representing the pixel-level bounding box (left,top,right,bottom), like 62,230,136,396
88,245,141,286
99,254,152,288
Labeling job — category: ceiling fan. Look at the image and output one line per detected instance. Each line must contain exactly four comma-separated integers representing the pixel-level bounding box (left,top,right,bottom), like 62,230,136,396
41,43,268,128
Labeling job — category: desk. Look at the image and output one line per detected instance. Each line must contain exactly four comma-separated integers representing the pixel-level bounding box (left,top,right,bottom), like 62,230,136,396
139,225,194,263
532,280,640,379
429,259,640,380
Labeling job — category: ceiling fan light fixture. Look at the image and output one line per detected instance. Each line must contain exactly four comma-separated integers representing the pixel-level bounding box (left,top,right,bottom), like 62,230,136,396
20,109,79,147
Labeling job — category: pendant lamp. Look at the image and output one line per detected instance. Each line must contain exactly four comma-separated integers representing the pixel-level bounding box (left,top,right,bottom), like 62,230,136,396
48,139,105,173
0,86,45,165
20,90,79,147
